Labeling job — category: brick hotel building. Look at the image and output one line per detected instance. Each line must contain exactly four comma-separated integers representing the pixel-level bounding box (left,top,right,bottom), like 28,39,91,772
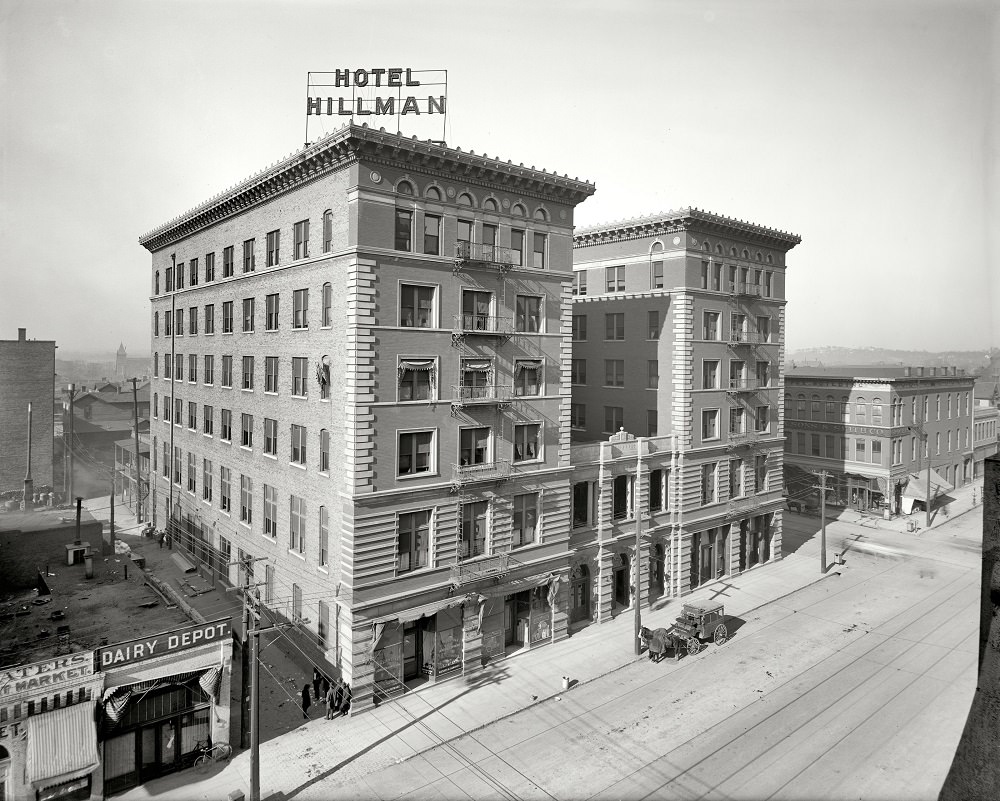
140,123,595,711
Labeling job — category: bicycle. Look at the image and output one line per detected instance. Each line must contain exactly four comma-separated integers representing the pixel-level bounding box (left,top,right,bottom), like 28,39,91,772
194,740,233,772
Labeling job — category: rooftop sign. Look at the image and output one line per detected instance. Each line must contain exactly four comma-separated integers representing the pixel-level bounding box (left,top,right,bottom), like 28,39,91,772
96,618,231,669
0,652,95,699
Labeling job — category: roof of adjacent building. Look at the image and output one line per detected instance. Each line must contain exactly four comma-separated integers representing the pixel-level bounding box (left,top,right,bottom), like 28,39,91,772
787,365,972,383
139,122,597,252
975,379,999,399
574,207,801,249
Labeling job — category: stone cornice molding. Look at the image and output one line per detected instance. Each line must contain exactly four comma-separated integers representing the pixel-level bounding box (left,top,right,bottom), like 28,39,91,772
574,207,802,250
140,123,596,253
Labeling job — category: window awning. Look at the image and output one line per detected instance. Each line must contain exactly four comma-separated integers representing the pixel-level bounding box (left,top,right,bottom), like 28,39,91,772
462,360,492,372
101,668,215,724
477,572,553,598
902,468,954,501
515,359,543,375
399,359,436,371
26,703,100,789
369,595,467,627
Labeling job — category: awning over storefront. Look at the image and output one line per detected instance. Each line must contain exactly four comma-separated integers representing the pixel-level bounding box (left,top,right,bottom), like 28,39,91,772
26,703,100,789
477,572,554,599
101,668,216,724
902,468,954,501
368,596,470,657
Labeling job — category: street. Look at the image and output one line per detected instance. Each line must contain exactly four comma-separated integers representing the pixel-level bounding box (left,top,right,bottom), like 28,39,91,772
306,508,982,801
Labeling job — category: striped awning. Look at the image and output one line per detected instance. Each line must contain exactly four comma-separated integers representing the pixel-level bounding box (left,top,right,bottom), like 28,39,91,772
515,359,543,375
26,703,100,788
102,669,212,723
462,360,492,372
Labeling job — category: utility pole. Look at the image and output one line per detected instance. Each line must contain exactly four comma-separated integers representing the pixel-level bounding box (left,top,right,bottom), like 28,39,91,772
23,403,33,510
926,457,932,528
129,377,143,525
64,384,79,502
109,485,115,556
814,470,829,573
227,556,268,766
633,439,644,656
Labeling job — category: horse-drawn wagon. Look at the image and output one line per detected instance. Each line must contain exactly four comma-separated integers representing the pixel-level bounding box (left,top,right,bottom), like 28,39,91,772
639,600,729,661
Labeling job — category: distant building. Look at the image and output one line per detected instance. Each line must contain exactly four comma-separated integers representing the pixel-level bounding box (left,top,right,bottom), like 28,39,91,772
784,366,975,516
972,380,999,479
0,327,55,495
115,342,127,380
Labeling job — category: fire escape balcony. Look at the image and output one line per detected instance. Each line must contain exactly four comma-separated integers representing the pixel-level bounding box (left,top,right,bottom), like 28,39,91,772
728,331,765,346
451,384,513,413
726,378,761,393
726,429,762,450
451,459,511,489
450,551,519,586
454,242,515,275
727,495,764,516
451,313,513,346
727,282,763,299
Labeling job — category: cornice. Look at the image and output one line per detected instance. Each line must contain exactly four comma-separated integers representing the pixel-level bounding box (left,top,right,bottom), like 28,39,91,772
140,123,596,253
574,207,801,251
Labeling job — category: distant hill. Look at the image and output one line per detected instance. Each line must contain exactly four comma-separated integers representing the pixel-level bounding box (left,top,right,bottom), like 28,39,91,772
786,347,991,375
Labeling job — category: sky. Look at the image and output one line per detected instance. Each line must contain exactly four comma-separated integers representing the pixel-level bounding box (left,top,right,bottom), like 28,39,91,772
1,0,997,356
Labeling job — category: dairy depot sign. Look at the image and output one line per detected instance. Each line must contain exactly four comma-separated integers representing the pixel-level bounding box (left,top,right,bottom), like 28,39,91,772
96,618,231,670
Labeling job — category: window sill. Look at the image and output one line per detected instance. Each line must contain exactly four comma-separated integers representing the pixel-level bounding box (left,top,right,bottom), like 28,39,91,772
264,391,278,396
263,452,277,460
205,382,215,387
288,549,306,561
513,458,543,467
221,438,232,445
242,388,254,393
239,519,252,529
289,461,307,470
396,471,439,481
220,509,231,517
201,497,213,505
265,328,279,333
290,394,308,400
240,445,252,452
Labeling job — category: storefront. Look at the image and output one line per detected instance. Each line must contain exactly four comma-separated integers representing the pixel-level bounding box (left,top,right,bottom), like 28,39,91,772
0,652,103,801
96,618,232,797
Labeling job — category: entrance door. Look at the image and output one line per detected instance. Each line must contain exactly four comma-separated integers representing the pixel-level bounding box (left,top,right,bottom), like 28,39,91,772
699,540,714,585
140,727,158,780
570,566,590,623
654,544,665,596
402,621,423,681
613,554,630,607
159,721,177,771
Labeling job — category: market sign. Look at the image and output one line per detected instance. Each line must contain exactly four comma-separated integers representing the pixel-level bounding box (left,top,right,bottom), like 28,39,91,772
0,652,94,698
96,618,231,670
306,68,446,117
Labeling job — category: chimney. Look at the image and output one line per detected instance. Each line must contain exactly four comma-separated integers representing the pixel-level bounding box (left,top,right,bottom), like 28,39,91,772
929,367,937,376
18,327,26,342
951,366,957,376
904,366,912,377
917,367,925,376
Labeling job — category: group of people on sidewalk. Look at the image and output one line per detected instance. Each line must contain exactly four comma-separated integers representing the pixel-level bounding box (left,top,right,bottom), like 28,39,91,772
301,667,351,720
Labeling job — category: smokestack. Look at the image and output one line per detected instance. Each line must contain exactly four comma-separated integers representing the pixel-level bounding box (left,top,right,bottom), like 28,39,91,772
23,403,34,511
18,327,26,342
904,366,912,377
917,367,925,377
929,367,937,376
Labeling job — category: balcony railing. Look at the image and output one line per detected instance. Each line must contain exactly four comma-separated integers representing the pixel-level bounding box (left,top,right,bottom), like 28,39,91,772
450,551,511,586
451,384,513,409
728,331,765,345
452,459,511,487
727,282,763,298
727,378,761,393
454,242,515,274
452,313,513,336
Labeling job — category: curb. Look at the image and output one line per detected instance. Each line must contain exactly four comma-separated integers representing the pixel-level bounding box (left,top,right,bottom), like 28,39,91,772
390,568,836,764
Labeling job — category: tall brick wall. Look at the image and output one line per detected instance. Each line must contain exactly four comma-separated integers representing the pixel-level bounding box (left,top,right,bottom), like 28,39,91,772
0,336,55,494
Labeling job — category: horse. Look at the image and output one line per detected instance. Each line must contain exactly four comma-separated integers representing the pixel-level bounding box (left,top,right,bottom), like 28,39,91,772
639,626,674,662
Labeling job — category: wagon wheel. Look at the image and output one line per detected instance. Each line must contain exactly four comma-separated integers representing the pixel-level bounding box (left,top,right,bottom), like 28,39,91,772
686,636,702,656
714,623,728,646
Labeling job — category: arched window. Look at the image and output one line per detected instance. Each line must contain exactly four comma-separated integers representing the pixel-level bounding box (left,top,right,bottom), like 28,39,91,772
872,397,883,424
533,207,547,221
153,392,158,417
650,241,664,254
767,254,773,264
154,312,159,337
483,197,498,211
322,209,333,253
756,252,763,262
319,428,330,472
784,393,793,418
155,271,160,295
512,203,526,216
742,249,749,259
396,180,414,195
730,247,738,256
321,282,332,327
797,394,807,417
811,394,822,417
702,241,711,252
856,397,867,422
826,395,836,421
716,244,724,254
426,186,441,201
457,192,473,206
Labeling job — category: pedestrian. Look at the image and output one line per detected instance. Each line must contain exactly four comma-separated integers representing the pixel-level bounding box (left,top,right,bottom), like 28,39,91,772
943,503,950,518
301,683,311,719
321,674,330,703
332,679,344,712
158,530,165,549
325,681,338,719
312,667,322,702
339,683,351,717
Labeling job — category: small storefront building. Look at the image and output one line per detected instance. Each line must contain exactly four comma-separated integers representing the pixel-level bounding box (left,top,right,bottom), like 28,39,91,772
0,652,103,801
96,619,232,797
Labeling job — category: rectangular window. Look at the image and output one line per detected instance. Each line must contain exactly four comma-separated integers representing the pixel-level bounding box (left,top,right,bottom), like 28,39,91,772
730,407,745,435
319,506,329,567
570,403,585,429
221,408,232,441
730,458,744,498
162,441,169,476
187,451,196,492
605,265,625,292
856,439,866,462
265,356,278,393
757,316,770,343
291,424,307,465
264,418,277,456
204,304,215,334
394,209,412,251
175,309,184,336
222,301,233,334
703,312,720,340
756,361,770,388
456,219,473,253
573,481,591,527
165,267,174,292
242,297,255,332
647,360,658,389
648,310,660,339
163,356,171,379
756,405,769,433
871,440,882,464
205,252,215,282
202,459,213,502
164,310,172,336
702,409,719,440
397,510,430,573
264,484,277,537
292,357,308,397
512,493,538,547
203,405,214,436
242,356,254,390
482,223,497,257
572,270,587,296
163,394,171,421
703,360,719,389
398,359,435,401
755,454,768,493
322,283,332,327
240,475,253,524
175,265,184,290
701,463,717,505
264,293,279,331
174,353,183,381
510,229,524,267
647,410,658,437
571,315,587,341
319,428,330,472
188,353,197,383
294,219,310,259
400,284,435,328
605,313,624,340
604,406,623,433
189,259,198,286
223,245,234,277
532,232,546,269
423,214,440,255
605,359,625,388
571,359,587,385
811,434,821,456
290,495,306,553
293,289,309,329
515,295,542,332
187,401,197,430
650,469,666,512
174,396,182,425
203,355,214,385
188,307,198,335
322,210,333,253
460,501,488,558
651,260,664,289
243,238,256,272
459,426,491,466
241,413,253,448
220,466,231,512
221,355,233,388
399,430,434,476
